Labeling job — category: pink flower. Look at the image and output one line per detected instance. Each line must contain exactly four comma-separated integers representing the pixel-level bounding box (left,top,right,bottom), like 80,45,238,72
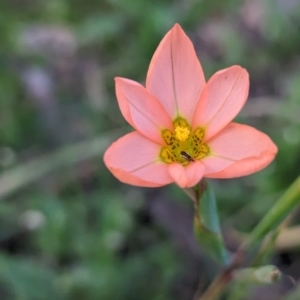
104,24,277,188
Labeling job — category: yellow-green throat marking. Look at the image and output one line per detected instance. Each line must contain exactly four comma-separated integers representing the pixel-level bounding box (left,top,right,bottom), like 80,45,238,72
160,117,210,166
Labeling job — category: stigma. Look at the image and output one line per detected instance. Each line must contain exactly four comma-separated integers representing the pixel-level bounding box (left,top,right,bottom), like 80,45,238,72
175,126,190,141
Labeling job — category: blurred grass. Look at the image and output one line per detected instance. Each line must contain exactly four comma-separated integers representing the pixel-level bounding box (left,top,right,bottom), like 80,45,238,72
0,0,300,299
0,128,122,199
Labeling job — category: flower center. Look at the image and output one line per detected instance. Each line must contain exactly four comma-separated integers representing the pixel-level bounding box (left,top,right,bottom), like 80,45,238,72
159,117,210,166
175,126,190,141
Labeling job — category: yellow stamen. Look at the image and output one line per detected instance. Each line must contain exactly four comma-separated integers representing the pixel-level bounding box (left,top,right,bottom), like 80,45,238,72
160,147,176,163
175,126,190,141
195,143,210,159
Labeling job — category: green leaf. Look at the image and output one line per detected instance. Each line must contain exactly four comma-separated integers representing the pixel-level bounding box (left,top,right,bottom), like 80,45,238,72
193,181,229,266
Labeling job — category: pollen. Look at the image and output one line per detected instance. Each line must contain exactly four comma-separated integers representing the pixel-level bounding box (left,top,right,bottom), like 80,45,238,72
175,126,190,141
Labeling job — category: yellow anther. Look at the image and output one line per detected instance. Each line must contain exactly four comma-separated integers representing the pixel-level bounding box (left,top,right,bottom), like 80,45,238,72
175,126,190,141
160,147,176,163
195,143,210,159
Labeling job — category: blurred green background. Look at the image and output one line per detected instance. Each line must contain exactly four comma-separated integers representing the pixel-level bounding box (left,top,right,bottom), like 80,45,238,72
0,0,300,299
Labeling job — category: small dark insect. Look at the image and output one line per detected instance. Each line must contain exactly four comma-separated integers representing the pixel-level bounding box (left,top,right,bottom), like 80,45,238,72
180,151,194,162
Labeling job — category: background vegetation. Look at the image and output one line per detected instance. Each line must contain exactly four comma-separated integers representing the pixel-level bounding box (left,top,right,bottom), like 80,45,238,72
0,0,300,299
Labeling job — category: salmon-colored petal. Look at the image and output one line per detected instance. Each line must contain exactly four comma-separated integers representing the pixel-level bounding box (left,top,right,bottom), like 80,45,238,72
115,78,135,127
193,66,249,141
104,131,173,186
115,78,173,145
168,161,205,188
202,122,277,176
146,24,205,121
205,156,276,179
105,168,164,187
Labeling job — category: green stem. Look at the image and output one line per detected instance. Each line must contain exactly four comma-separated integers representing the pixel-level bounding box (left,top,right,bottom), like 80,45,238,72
244,175,300,251
198,175,300,300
